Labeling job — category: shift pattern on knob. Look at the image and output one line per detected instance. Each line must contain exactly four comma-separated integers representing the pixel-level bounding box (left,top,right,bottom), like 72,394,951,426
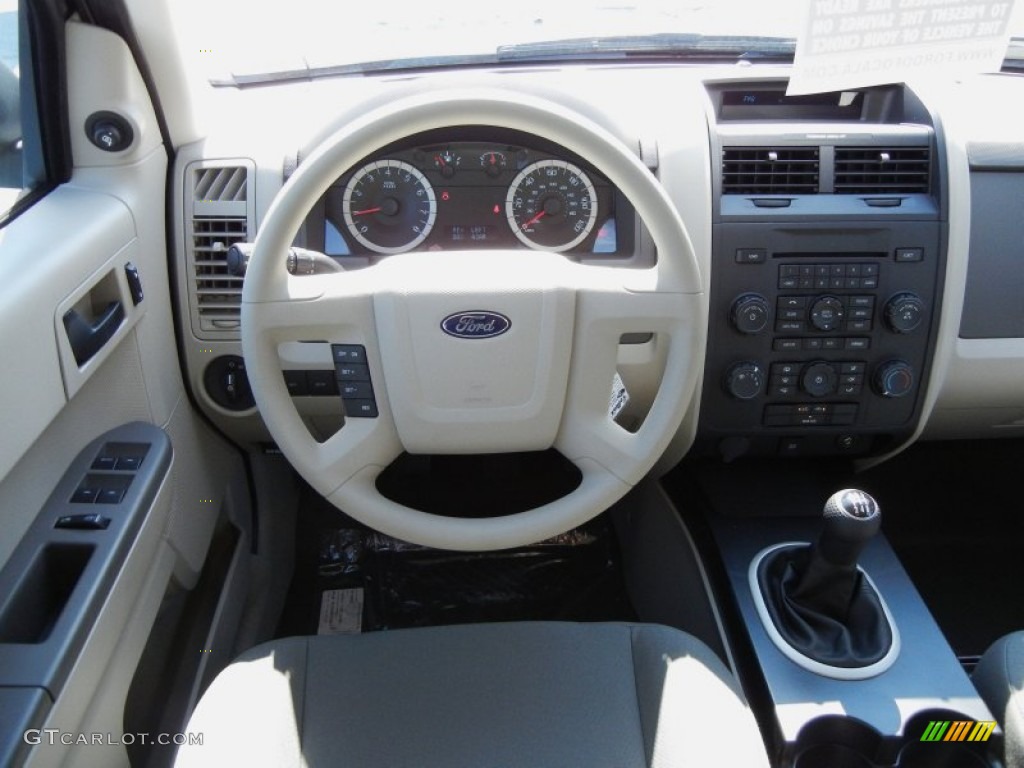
819,488,882,568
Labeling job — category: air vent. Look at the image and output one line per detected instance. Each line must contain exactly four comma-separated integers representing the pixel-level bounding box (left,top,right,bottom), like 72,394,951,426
194,166,247,203
192,217,247,319
834,147,930,194
722,147,820,194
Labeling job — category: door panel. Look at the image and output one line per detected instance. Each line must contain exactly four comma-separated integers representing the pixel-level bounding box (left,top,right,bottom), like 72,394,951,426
0,17,244,767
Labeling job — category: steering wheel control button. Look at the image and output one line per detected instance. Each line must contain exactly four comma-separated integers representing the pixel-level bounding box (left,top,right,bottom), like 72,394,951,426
335,363,371,382
340,381,374,400
330,345,378,415
801,362,838,398
731,294,771,335
884,293,926,334
809,296,845,332
332,345,368,364
725,362,765,401
343,399,379,418
874,360,915,398
283,371,309,397
307,371,339,397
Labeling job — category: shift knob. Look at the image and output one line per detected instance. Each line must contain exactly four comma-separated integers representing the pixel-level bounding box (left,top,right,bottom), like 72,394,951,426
817,489,881,569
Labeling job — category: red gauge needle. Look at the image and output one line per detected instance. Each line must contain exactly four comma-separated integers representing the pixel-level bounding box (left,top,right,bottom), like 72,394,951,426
521,211,546,229
352,207,382,216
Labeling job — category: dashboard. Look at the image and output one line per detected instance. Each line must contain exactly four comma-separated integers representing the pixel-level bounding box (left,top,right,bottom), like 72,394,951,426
175,64,1024,464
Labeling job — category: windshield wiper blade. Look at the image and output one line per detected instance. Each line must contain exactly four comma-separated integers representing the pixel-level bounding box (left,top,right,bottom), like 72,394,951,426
211,34,796,88
497,34,795,62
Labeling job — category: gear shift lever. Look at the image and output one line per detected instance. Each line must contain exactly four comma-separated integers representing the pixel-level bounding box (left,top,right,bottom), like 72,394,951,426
755,489,895,675
818,489,882,568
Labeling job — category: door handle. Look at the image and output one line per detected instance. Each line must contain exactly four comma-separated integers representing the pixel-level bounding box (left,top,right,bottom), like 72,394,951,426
62,300,125,366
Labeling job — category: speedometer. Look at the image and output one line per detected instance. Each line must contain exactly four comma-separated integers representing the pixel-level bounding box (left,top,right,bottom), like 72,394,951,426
506,160,598,252
342,159,437,254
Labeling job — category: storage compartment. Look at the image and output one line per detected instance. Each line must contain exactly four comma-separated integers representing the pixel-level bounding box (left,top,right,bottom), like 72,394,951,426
0,544,93,643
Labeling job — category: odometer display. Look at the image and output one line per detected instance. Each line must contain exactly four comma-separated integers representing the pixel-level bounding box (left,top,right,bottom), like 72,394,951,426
506,160,598,252
342,159,437,254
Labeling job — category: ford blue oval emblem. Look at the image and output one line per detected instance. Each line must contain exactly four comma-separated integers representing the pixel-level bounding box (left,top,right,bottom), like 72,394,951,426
441,310,511,340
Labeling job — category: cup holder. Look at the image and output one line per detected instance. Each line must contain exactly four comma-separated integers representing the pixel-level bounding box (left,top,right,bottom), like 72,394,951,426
792,715,882,768
790,712,997,768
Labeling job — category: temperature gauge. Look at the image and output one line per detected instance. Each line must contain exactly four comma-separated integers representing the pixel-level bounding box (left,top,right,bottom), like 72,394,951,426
433,150,461,178
479,151,508,177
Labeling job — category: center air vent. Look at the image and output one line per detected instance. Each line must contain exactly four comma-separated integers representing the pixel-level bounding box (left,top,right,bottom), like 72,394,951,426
187,162,253,336
834,147,931,194
722,147,820,194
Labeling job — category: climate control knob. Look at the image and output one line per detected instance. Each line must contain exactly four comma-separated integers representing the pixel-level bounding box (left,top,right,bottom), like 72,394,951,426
874,360,915,398
884,292,926,334
725,362,766,401
809,296,845,332
731,294,770,335
801,361,838,398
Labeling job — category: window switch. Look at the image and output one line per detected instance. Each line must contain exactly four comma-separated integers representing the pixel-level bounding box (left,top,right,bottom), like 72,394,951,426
71,487,101,504
91,456,117,470
115,456,142,471
96,487,127,504
56,513,111,530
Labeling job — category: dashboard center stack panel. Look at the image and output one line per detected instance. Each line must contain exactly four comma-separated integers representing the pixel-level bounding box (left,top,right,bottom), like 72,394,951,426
697,83,945,459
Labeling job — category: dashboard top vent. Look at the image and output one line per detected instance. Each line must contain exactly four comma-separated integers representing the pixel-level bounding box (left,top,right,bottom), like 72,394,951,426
834,147,931,194
722,147,820,194
193,166,247,203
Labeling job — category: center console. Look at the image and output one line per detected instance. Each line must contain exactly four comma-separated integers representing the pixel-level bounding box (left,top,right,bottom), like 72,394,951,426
696,83,946,459
695,477,1001,768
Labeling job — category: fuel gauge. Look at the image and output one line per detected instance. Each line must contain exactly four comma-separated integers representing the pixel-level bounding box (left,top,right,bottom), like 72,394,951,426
433,150,460,178
479,151,507,177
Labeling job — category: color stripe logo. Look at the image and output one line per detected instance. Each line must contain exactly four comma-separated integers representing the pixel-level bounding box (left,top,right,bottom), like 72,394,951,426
920,720,996,742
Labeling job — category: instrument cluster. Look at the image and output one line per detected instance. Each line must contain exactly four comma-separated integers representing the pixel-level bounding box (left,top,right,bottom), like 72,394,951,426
306,138,628,259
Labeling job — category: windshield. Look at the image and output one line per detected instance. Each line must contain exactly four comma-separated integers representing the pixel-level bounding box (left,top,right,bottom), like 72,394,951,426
175,0,1024,83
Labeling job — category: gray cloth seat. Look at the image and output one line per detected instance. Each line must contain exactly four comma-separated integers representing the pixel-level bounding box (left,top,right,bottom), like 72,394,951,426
175,621,769,767
974,631,1024,768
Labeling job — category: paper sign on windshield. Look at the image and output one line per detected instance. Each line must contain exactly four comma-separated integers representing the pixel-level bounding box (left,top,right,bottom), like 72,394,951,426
788,0,1016,95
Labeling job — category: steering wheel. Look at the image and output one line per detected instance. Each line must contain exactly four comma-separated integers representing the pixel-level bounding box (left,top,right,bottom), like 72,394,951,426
241,89,705,551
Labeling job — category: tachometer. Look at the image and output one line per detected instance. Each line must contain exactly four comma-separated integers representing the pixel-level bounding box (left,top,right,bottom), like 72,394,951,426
506,160,597,252
342,159,436,254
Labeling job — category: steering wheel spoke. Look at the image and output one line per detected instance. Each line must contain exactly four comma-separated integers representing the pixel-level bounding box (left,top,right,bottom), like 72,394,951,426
556,281,704,487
